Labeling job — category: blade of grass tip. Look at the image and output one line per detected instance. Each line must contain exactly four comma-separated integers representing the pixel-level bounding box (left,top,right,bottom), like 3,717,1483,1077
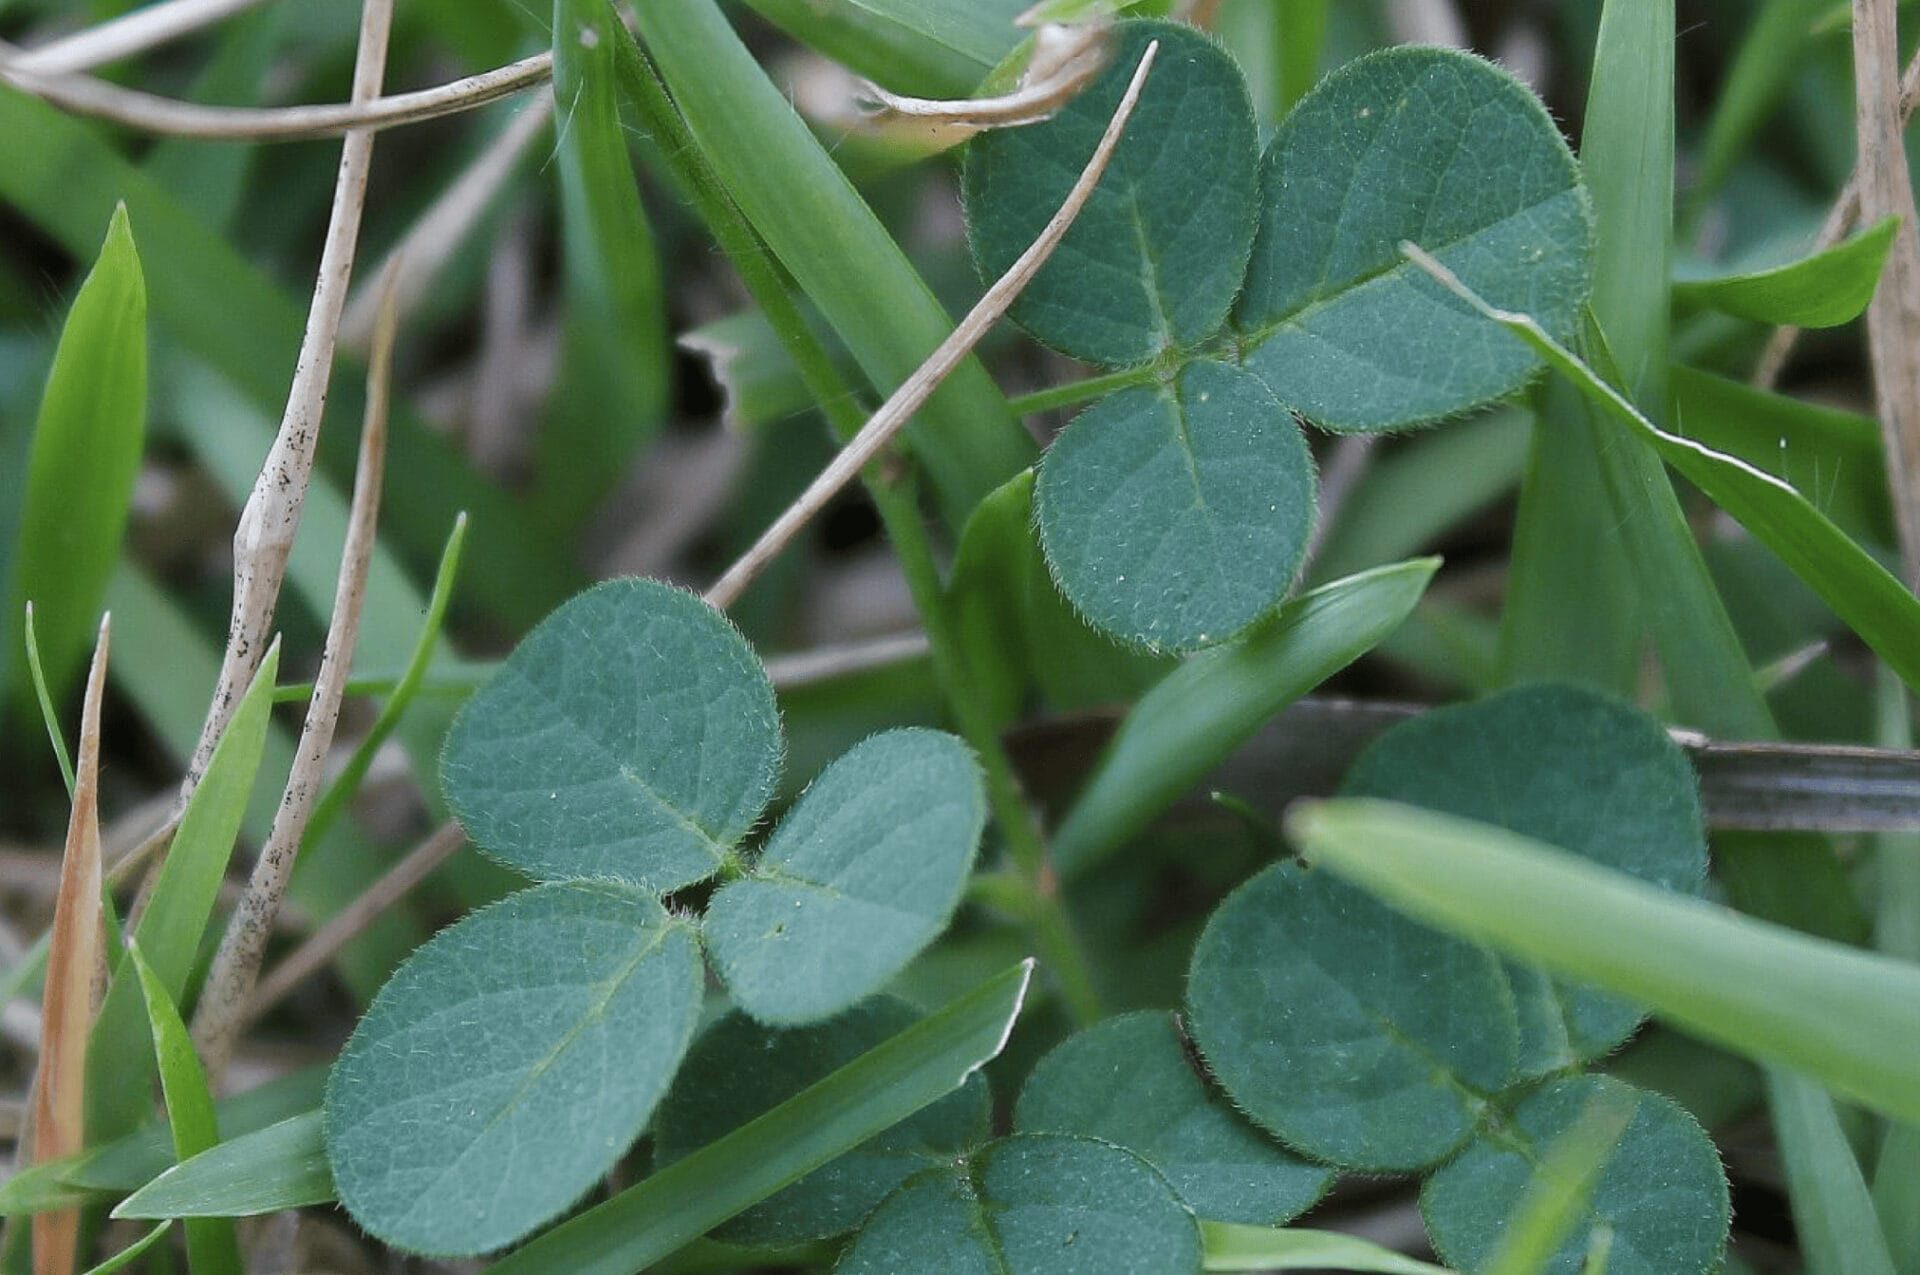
127,943,242,1275
23,604,75,797
30,615,109,1275
302,513,466,851
1766,1067,1900,1275
191,250,399,1082
1285,798,1920,1125
1482,1087,1638,1275
76,1222,169,1275
703,38,1162,611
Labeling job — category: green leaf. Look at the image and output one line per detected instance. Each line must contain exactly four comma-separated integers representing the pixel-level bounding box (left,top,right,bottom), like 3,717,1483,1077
1200,1223,1451,1273
1035,359,1316,652
442,578,781,891
1052,558,1437,879
1236,48,1592,432
653,999,990,1244
544,0,669,526
836,1134,1203,1275
5,203,145,707
488,962,1033,1275
70,1066,327,1193
323,881,704,1255
79,1222,171,1275
1417,256,1920,701
115,1111,333,1220
1186,859,1518,1171
1015,1011,1331,1225
1765,1068,1900,1275
127,944,243,1275
705,729,982,1025
1674,217,1899,328
1479,1079,1637,1275
1421,1076,1729,1275
1285,798,1920,1125
1340,683,1707,1075
737,0,1016,96
963,22,1258,366
87,644,279,1144
22,603,74,793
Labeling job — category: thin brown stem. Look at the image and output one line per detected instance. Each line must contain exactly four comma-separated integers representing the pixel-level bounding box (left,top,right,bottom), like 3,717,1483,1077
191,266,401,1080
703,39,1162,612
242,822,465,1028
4,0,270,75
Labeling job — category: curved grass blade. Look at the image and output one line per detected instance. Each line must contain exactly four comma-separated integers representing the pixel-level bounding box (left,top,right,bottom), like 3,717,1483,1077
1675,216,1899,328
23,604,75,795
114,1111,332,1220
1200,1223,1452,1273
487,961,1034,1275
79,1222,170,1275
1051,559,1437,879
1287,798,1920,1125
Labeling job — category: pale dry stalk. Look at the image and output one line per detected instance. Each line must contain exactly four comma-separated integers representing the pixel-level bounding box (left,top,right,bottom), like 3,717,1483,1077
704,40,1162,611
1850,0,1920,591
29,618,109,1275
5,0,271,75
191,273,401,1079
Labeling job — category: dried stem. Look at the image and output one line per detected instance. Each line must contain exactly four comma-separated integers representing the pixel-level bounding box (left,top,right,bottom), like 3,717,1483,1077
764,632,931,689
1753,45,1920,390
0,44,547,141
30,618,108,1275
858,23,1111,140
703,40,1162,612
5,0,270,75
178,0,391,802
191,270,400,1080
242,822,465,1028
1850,0,1920,590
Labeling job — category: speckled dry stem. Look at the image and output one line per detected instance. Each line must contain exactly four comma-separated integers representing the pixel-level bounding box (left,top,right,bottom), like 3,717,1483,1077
192,269,400,1079
704,40,1162,612
29,618,109,1275
1851,0,1920,590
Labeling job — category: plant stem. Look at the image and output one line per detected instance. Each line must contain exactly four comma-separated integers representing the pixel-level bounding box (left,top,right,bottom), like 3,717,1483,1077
1007,365,1156,417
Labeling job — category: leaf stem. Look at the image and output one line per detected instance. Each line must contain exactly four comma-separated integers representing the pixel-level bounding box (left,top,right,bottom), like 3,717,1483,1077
1007,364,1157,418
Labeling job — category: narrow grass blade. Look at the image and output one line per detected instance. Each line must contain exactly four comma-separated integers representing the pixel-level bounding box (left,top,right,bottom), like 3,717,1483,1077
1675,216,1899,327
5,205,145,712
1689,0,1833,212
1766,1068,1899,1275
1411,248,1920,701
1286,798,1920,1125
78,1222,170,1275
736,0,1002,95
1481,1088,1637,1275
629,0,1035,527
1201,1223,1451,1273
22,604,75,796
1272,0,1330,112
487,961,1034,1275
113,1112,332,1220
32,617,110,1275
1051,559,1437,880
86,643,280,1145
127,944,243,1275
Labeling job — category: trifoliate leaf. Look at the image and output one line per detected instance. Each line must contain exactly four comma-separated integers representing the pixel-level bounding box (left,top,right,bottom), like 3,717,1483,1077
1186,862,1517,1171
1015,1011,1332,1224
704,729,985,1025
1035,359,1315,651
1421,1076,1730,1275
963,21,1259,367
837,1134,1203,1275
1340,683,1708,1075
653,999,990,1245
324,882,703,1256
442,578,780,892
1236,47,1592,431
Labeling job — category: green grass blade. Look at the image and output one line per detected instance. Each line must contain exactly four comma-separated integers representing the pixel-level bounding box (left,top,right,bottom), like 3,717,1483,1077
1766,1068,1899,1275
629,0,1035,527
114,1112,332,1220
487,961,1034,1275
1286,798,1920,1125
22,604,75,795
543,0,670,530
1200,1223,1451,1273
1688,0,1833,215
1273,0,1330,112
1675,216,1899,327
126,943,243,1275
5,203,145,710
736,0,1005,95
774,0,1029,69
1482,1089,1636,1275
1051,559,1437,880
79,1222,170,1275
86,643,280,1145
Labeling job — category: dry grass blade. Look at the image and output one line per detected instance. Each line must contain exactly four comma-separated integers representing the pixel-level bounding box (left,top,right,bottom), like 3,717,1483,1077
1850,0,1920,590
703,39,1163,612
0,44,547,142
4,0,270,75
857,23,1112,143
191,269,402,1079
30,616,109,1275
177,0,392,804
242,821,465,1028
